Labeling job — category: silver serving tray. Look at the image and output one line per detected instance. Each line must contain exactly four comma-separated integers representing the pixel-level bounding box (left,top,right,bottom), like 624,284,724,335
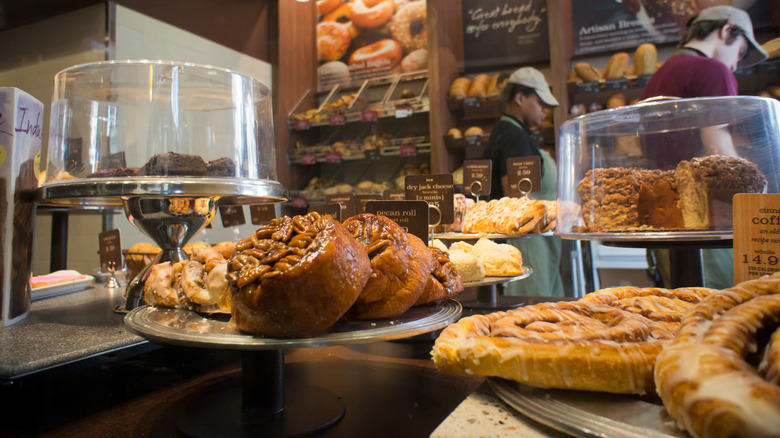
557,230,732,242
124,299,462,349
462,267,533,288
37,177,288,207
434,232,553,240
489,378,687,438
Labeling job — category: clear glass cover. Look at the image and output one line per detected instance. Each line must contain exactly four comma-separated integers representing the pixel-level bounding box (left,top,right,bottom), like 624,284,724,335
557,96,780,239
44,60,277,183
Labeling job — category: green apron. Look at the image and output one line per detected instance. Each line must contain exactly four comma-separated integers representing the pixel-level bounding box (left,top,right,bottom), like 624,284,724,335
503,147,564,297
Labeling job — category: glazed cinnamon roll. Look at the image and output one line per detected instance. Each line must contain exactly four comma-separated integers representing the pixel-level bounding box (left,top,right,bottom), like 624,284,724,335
655,272,780,438
432,300,673,394
226,212,371,338
580,285,714,333
343,214,435,319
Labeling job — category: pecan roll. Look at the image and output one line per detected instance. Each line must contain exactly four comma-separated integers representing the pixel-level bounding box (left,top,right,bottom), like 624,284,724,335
343,214,434,319
415,246,463,306
226,212,370,338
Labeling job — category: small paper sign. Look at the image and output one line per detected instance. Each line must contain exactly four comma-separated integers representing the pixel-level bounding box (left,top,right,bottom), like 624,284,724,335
365,200,429,243
383,189,405,200
329,114,345,126
295,119,310,130
361,110,378,122
219,205,246,227
325,151,342,163
733,194,780,284
395,104,413,118
326,193,356,219
356,194,382,213
98,229,123,273
364,148,381,160
250,204,276,225
507,156,542,196
399,144,417,157
292,197,308,208
464,159,492,197
301,153,316,165
404,173,455,226
308,203,342,221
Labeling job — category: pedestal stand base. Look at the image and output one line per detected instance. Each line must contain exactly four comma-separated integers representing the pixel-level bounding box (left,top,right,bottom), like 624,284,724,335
177,350,345,438
458,285,524,310
177,382,345,438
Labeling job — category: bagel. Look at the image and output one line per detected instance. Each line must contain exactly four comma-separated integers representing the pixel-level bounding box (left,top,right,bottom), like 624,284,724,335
348,38,402,73
317,0,344,16
317,21,352,62
322,2,359,39
390,1,427,51
351,0,394,29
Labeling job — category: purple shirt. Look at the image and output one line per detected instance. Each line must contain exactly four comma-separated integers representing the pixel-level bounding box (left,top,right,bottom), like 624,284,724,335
639,52,737,168
641,53,737,99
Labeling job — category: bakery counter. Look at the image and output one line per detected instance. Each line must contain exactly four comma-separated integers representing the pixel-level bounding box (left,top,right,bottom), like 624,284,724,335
0,289,572,437
0,284,146,379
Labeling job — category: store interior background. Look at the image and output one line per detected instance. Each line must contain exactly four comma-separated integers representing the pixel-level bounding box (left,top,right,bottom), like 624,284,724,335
1,0,777,295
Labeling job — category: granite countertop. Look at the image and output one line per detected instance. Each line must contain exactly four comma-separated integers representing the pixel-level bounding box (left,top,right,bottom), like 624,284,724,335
0,283,146,379
431,382,568,438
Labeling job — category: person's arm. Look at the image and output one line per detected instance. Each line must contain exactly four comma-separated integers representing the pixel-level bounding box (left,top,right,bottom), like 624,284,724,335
700,125,738,158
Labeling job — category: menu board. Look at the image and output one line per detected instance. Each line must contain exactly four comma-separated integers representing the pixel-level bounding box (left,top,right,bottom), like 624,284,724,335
461,0,550,70
316,0,428,90
572,0,771,56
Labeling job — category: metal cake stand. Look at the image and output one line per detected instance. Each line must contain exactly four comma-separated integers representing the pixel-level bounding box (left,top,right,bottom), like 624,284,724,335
124,300,462,437
458,267,533,310
37,178,287,311
558,230,734,288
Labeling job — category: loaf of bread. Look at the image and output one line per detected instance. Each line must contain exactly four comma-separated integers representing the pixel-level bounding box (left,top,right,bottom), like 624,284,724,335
634,43,658,76
486,74,506,96
574,62,602,82
449,77,471,100
467,74,491,98
464,126,484,137
606,93,626,109
604,52,629,79
447,128,462,139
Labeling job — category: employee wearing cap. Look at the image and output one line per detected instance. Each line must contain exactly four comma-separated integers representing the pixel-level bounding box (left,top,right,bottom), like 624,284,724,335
483,67,563,297
641,5,768,290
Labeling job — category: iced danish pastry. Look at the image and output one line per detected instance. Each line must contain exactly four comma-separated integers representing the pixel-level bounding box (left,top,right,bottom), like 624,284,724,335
343,214,435,319
416,246,464,305
655,272,780,438
433,300,673,394
227,212,371,338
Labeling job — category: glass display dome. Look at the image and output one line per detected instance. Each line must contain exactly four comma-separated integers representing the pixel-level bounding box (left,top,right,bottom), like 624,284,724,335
40,60,284,206
556,96,780,240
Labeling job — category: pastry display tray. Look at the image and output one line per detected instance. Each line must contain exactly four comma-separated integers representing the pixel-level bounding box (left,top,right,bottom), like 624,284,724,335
488,378,686,438
462,267,533,288
37,178,287,207
124,299,461,350
434,232,553,241
557,230,732,242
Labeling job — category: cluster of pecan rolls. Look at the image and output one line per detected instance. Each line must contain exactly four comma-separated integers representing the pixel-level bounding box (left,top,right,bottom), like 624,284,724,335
225,212,463,338
226,212,371,338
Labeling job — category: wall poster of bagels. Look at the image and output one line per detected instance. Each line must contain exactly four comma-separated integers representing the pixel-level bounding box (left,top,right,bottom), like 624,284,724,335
572,0,771,56
460,0,550,70
316,0,428,91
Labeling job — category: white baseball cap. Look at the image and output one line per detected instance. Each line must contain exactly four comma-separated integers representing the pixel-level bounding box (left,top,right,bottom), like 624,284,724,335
503,67,559,108
692,5,768,68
